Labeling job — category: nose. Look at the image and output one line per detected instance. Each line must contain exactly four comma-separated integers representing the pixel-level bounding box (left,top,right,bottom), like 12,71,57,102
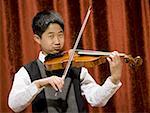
54,36,60,44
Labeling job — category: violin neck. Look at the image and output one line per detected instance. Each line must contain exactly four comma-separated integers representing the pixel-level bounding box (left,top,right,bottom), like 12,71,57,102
76,49,126,57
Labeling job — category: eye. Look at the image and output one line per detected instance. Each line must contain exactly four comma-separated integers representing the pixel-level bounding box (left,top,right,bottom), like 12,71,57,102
48,34,54,39
58,33,64,38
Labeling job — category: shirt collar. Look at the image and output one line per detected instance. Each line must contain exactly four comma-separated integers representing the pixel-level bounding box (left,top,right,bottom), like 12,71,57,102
38,51,46,63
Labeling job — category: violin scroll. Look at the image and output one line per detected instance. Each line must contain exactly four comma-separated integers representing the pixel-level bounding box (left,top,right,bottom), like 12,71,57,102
124,55,143,68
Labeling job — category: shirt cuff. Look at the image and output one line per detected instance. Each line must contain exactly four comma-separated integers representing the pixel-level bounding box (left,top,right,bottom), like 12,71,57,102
27,83,43,97
105,76,122,89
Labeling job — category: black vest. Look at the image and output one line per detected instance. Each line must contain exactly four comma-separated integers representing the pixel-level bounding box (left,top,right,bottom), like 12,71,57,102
24,60,88,113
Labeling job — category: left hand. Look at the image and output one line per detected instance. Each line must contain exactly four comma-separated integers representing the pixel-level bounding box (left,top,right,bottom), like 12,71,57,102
107,51,123,84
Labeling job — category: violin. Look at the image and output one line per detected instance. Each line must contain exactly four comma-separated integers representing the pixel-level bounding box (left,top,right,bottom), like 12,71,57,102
44,5,143,80
45,5,142,80
44,49,143,71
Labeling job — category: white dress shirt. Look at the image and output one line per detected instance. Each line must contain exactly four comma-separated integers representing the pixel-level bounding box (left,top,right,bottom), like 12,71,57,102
8,51,122,112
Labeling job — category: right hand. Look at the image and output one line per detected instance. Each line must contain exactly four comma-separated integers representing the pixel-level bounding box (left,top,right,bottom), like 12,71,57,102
33,76,64,92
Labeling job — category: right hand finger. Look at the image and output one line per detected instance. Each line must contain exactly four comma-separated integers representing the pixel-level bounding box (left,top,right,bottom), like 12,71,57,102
49,76,64,91
50,81,59,91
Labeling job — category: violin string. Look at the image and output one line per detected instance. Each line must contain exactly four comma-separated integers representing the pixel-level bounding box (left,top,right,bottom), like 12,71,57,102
76,49,126,56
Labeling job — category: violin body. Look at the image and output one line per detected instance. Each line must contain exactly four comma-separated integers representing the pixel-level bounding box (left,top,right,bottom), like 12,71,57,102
44,52,107,71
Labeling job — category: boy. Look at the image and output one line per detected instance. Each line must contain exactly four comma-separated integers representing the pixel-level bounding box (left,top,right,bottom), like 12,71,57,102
8,10,122,113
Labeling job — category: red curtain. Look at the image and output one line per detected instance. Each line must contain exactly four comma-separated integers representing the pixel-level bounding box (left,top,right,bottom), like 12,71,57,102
0,0,150,113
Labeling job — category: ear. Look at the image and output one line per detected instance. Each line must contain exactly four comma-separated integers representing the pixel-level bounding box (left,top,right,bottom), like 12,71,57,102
33,34,41,44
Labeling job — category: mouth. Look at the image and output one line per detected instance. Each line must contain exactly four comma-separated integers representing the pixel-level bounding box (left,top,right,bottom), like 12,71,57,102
53,46,61,51
54,46,61,49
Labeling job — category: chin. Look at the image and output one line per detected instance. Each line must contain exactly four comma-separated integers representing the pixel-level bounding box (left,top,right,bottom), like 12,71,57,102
49,50,60,54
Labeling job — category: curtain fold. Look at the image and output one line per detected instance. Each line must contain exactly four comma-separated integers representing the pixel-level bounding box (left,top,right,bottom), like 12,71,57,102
0,0,149,113
141,0,150,109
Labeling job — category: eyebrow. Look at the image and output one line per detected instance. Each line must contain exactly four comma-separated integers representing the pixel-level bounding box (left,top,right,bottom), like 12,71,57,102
48,30,63,34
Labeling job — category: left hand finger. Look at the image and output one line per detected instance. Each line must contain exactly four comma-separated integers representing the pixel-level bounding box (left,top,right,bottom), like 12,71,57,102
110,51,121,63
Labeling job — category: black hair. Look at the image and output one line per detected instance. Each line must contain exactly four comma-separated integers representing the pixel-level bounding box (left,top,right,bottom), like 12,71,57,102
32,10,64,38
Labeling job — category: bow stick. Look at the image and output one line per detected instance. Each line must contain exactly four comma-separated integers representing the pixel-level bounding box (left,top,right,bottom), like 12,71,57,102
62,6,92,80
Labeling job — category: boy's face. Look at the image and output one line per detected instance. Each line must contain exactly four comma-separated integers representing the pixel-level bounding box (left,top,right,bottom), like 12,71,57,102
36,23,64,54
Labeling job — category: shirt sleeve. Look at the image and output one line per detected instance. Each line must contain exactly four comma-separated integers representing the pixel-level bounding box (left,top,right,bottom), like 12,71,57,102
8,67,43,112
80,67,122,107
